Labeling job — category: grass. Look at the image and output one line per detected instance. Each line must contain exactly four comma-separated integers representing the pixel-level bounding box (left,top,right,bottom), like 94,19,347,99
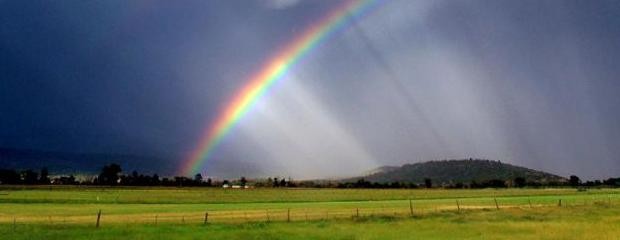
2,205,619,240
1,186,617,204
0,186,618,239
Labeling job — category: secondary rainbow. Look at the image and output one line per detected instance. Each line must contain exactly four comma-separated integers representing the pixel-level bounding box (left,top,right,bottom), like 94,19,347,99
180,0,380,176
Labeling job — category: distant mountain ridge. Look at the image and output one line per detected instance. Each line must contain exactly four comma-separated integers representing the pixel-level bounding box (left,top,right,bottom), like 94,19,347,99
350,159,566,184
0,148,568,183
0,147,174,175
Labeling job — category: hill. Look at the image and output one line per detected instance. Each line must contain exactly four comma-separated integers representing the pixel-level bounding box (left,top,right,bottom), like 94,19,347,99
0,147,174,175
361,166,400,176
351,159,566,185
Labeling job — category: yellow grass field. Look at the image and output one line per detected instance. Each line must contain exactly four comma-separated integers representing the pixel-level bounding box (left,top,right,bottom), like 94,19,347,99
0,186,619,239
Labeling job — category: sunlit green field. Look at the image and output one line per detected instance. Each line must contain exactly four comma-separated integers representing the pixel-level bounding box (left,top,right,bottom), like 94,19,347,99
0,186,619,239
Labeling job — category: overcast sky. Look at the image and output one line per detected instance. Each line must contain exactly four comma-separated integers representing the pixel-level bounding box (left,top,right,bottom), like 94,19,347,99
2,0,619,179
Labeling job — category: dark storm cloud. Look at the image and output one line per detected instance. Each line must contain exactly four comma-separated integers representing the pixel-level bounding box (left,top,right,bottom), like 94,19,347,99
0,0,333,155
1,0,619,179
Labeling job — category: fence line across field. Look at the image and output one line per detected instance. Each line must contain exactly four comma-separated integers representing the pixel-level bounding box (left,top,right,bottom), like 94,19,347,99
4,196,617,228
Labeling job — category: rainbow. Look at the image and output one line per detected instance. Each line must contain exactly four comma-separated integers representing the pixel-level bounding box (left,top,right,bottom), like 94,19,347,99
180,0,381,176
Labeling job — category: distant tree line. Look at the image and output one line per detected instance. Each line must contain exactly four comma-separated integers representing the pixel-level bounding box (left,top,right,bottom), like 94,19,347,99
0,163,288,188
1,164,619,189
333,175,620,189
0,168,51,185
0,164,210,187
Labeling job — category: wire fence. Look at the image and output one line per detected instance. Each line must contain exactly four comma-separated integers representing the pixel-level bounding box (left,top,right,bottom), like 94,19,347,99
2,195,617,228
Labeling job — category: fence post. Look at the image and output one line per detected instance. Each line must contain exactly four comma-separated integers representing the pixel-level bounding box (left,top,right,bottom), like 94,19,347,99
204,212,208,225
494,198,499,210
528,199,532,208
456,200,460,211
96,209,101,228
182,216,185,224
287,208,291,222
558,199,562,207
155,215,158,225
409,199,414,216
356,208,360,218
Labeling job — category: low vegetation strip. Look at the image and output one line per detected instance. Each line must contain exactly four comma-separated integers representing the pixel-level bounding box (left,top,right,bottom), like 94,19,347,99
0,186,617,204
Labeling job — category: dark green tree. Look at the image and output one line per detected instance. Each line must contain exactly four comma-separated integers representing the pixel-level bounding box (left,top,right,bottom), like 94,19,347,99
273,177,279,187
240,177,247,187
514,177,526,188
99,164,122,185
0,169,20,184
21,169,38,184
424,178,432,188
39,167,50,184
569,175,581,187
194,173,203,184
